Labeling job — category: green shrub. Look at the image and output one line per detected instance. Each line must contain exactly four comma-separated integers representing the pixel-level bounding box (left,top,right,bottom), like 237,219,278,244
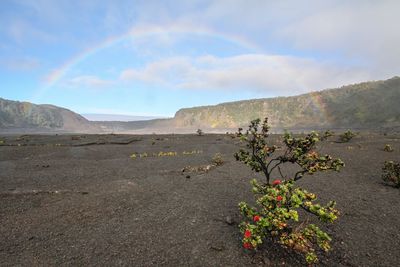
383,144,394,152
339,130,356,142
212,153,224,166
324,130,335,138
382,161,400,188
234,118,344,264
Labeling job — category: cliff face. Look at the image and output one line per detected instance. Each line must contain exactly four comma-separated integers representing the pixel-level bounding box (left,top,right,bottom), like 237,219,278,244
0,98,98,132
2,76,400,134
172,77,400,130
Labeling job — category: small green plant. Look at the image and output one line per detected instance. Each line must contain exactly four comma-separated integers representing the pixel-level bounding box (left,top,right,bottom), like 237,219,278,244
0,139,4,145
182,164,214,173
131,150,202,159
182,150,203,155
324,130,335,138
235,118,344,264
383,144,394,152
382,161,400,188
339,130,356,142
212,153,224,166
196,129,203,136
157,151,178,157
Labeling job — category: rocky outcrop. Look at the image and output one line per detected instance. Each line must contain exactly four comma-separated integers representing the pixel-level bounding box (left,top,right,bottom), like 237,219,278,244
172,76,400,131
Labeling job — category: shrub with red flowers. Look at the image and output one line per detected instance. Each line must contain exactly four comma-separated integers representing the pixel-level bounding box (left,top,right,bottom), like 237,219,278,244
234,118,344,264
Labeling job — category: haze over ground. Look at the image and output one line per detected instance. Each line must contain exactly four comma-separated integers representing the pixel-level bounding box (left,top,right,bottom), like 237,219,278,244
1,0,400,119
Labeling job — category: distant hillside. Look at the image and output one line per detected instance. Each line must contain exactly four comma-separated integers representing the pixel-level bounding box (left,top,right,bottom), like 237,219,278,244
2,77,400,134
171,76,400,131
0,98,98,133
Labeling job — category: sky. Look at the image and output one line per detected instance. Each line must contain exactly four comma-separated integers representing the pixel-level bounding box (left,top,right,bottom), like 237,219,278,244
0,0,399,118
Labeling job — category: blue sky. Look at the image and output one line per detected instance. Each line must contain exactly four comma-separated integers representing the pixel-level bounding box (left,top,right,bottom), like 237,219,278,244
1,0,399,118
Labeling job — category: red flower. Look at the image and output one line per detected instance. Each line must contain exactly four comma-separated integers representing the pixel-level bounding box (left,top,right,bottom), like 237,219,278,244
253,215,261,222
272,179,281,186
276,195,283,201
243,242,253,249
244,229,251,238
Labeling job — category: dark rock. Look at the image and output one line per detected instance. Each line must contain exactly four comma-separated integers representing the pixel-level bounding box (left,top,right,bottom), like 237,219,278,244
210,245,224,251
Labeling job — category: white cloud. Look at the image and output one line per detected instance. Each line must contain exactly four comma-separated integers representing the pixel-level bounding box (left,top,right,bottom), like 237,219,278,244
119,54,372,95
110,1,400,89
170,0,400,74
277,1,400,70
6,0,398,100
65,75,113,89
120,57,194,85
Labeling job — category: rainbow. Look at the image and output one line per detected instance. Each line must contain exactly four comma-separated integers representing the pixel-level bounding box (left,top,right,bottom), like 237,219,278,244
33,24,261,102
308,91,332,126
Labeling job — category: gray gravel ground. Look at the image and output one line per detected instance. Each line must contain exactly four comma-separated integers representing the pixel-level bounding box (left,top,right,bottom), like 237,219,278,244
0,133,399,266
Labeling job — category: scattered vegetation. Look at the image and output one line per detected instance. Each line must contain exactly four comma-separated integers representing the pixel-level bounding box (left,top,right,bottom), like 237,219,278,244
196,129,203,136
130,151,177,158
212,153,224,166
234,118,344,264
182,150,203,155
324,130,335,138
339,130,357,142
157,151,178,157
130,150,203,159
181,164,215,173
182,152,224,174
383,144,394,152
382,161,400,188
